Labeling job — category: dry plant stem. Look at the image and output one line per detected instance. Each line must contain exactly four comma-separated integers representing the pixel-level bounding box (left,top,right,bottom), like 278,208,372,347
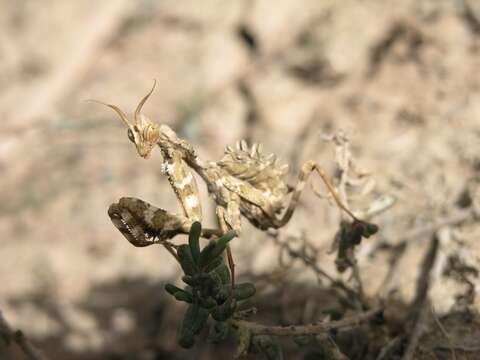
357,195,395,221
430,305,457,360
376,242,407,298
234,308,257,319
226,245,236,289
333,134,366,303
269,232,364,308
161,242,180,262
0,311,49,360
399,207,476,246
434,345,480,352
401,303,428,360
230,307,381,336
327,336,350,360
376,336,402,360
378,207,476,298
401,233,440,360
350,265,365,304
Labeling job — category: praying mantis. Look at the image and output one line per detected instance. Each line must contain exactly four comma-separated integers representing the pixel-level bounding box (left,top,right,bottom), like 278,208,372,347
95,81,374,281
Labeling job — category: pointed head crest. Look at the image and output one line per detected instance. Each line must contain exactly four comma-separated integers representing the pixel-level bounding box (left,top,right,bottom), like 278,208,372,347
91,80,160,159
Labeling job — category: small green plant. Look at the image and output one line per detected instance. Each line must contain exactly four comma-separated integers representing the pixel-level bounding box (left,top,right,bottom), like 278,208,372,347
163,222,256,349
160,221,379,359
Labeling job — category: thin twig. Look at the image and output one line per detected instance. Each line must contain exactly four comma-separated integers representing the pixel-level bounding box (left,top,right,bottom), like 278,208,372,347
268,231,364,308
355,195,395,221
401,233,440,360
234,307,258,319
230,307,381,336
401,303,428,360
399,207,476,246
434,344,480,352
409,232,440,314
0,311,49,360
430,305,457,360
326,335,350,360
376,207,476,298
376,336,402,360
332,132,366,303
161,242,180,262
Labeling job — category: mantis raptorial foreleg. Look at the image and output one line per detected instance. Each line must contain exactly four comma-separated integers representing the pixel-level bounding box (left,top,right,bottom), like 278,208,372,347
108,197,222,247
109,195,240,284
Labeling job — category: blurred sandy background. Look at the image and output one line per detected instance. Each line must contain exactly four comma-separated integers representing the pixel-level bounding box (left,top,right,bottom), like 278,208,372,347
1,0,479,359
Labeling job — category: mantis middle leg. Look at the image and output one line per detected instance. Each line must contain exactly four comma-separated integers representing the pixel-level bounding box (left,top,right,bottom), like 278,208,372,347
216,192,242,288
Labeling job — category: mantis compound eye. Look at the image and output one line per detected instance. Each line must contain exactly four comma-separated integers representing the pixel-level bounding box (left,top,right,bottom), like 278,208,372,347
127,129,135,143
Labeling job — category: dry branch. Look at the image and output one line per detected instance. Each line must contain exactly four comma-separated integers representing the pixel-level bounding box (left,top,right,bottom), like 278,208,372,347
0,310,49,360
401,233,440,360
268,230,364,308
230,307,382,336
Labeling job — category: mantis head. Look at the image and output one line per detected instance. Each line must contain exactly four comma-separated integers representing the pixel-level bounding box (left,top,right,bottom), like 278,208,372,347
93,81,160,159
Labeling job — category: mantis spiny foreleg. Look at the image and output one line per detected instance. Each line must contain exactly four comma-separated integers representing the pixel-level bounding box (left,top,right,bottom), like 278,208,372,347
108,197,222,246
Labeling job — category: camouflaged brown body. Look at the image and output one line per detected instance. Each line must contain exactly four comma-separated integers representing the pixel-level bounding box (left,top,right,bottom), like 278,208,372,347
219,141,289,201
217,141,289,225
99,83,358,246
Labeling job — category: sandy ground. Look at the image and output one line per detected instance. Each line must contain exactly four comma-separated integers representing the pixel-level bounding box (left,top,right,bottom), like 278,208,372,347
0,1,479,359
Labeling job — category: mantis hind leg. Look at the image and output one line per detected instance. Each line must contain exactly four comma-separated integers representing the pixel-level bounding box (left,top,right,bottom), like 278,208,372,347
273,160,360,228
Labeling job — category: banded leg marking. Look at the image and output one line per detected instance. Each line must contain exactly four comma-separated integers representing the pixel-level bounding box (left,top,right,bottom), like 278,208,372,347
274,160,359,228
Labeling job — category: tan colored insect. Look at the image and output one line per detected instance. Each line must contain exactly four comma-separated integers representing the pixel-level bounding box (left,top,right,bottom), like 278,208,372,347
95,81,365,279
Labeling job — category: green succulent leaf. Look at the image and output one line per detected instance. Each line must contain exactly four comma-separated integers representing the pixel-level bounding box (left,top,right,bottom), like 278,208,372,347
178,328,195,349
165,284,194,303
197,273,219,298
216,286,229,305
178,303,210,348
189,221,202,263
203,256,224,273
210,262,231,285
211,297,236,321
209,230,236,259
165,283,184,296
232,282,256,301
198,240,217,268
177,244,198,276
198,231,236,268
200,296,217,310
182,275,197,287
174,291,193,303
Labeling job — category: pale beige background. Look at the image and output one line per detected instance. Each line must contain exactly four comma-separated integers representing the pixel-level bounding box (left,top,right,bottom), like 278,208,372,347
0,1,479,358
